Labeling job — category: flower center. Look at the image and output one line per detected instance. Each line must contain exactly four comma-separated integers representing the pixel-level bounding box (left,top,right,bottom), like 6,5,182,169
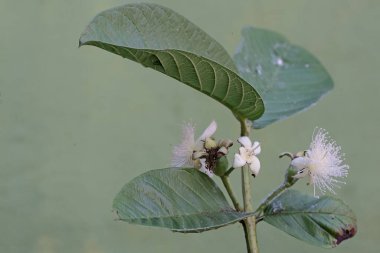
241,148,255,163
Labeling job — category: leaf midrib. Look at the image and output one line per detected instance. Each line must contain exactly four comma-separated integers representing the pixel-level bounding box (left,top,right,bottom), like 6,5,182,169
263,211,356,220
117,209,246,220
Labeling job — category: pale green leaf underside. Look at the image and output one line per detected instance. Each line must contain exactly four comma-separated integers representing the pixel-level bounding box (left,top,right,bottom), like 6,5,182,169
234,27,333,128
262,190,356,248
79,3,264,120
113,168,251,233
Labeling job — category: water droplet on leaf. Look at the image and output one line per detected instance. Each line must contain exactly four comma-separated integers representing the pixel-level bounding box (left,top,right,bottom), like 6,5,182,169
255,65,263,76
275,57,284,66
272,202,284,213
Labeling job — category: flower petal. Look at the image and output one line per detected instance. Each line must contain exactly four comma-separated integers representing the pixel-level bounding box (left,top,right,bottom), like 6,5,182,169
237,136,252,148
291,157,311,170
249,156,261,176
197,120,217,142
233,154,246,168
252,141,261,155
239,146,248,157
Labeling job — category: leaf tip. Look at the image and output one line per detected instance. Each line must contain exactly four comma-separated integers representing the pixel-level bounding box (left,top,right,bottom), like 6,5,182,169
78,39,85,48
112,209,121,221
335,225,357,246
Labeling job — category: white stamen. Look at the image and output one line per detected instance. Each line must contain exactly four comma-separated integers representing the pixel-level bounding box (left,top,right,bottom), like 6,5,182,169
291,128,349,196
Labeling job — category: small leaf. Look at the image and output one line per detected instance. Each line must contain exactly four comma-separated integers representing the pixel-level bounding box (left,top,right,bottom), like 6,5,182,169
113,168,251,233
79,4,264,120
234,27,333,128
262,190,356,247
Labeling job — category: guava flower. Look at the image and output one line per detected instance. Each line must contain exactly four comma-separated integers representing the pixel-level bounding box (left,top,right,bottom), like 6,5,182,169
171,121,217,175
233,136,261,177
291,128,349,196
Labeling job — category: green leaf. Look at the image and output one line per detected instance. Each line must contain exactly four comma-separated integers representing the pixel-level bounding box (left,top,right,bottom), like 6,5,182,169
113,168,251,233
262,189,357,248
234,27,333,128
79,3,264,120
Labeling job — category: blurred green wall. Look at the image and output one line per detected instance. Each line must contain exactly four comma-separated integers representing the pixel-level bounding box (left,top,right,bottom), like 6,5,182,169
1,0,379,252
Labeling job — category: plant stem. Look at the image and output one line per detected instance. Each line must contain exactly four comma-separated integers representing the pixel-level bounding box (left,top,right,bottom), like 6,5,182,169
224,166,235,177
239,118,259,253
254,165,299,220
254,182,288,218
221,176,242,211
242,165,259,253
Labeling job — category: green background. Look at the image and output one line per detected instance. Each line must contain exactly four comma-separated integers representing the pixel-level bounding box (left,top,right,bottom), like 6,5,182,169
1,0,378,252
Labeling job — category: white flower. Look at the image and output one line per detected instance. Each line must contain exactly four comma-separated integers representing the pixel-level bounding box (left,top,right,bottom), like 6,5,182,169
171,121,217,175
291,128,349,196
233,136,261,177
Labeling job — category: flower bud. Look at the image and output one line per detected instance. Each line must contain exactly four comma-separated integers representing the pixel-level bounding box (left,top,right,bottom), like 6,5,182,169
217,146,228,157
214,156,229,177
284,165,299,187
204,137,217,149
218,139,233,148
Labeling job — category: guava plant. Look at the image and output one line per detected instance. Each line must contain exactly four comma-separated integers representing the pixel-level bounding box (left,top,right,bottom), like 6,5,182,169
79,3,356,253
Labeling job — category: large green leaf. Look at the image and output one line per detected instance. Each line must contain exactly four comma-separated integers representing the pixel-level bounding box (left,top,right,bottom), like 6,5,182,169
234,27,333,128
262,190,356,247
79,3,264,120
113,168,251,233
